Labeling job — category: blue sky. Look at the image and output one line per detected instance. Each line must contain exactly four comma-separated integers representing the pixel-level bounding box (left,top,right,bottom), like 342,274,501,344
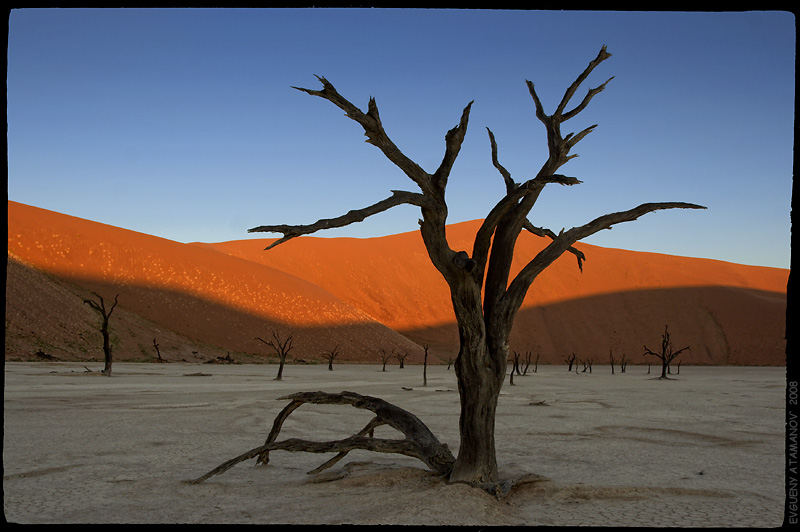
7,8,795,269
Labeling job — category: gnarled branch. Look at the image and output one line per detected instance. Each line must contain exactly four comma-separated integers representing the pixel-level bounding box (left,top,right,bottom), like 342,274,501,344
501,202,707,323
293,76,431,194
249,190,435,249
522,219,586,272
189,391,455,484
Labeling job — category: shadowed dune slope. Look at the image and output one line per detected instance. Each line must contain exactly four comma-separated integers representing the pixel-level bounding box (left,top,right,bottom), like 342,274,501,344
198,220,788,365
7,201,788,365
6,201,422,362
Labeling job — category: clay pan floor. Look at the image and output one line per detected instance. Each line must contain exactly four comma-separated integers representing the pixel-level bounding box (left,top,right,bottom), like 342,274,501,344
3,362,786,526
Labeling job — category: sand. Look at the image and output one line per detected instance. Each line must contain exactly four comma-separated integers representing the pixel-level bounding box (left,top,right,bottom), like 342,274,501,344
8,200,789,366
3,362,786,526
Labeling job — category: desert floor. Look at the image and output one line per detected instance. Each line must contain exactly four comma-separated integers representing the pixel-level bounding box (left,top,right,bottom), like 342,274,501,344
3,362,787,526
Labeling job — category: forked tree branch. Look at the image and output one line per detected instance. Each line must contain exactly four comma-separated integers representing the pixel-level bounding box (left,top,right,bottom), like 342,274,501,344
555,45,613,119
471,174,582,281
83,292,119,319
501,202,707,321
249,190,435,249
189,391,455,484
521,219,586,272
292,76,472,203
292,76,431,194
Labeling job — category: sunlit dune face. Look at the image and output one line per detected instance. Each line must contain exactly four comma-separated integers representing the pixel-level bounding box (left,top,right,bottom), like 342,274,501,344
7,201,788,365
198,219,787,330
7,202,374,328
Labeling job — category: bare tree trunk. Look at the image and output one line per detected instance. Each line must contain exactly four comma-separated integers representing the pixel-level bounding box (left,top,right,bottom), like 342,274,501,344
256,332,294,381
379,349,393,372
83,292,118,377
153,338,164,362
244,47,705,487
323,345,339,371
452,348,503,483
423,344,429,387
644,325,690,380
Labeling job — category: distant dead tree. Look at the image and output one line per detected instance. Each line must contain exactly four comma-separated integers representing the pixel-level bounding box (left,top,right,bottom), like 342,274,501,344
565,353,577,372
395,351,410,369
643,325,690,379
379,348,394,372
609,349,615,374
580,359,593,373
83,292,119,376
509,352,520,385
203,46,703,490
322,345,340,371
619,353,629,373
423,344,429,387
256,331,294,381
532,353,540,374
153,338,165,363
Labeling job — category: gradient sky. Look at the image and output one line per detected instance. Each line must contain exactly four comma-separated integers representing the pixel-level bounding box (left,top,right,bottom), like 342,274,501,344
7,8,795,269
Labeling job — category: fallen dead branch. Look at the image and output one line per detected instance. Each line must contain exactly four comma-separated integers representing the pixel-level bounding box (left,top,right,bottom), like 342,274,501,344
189,390,549,498
189,391,455,484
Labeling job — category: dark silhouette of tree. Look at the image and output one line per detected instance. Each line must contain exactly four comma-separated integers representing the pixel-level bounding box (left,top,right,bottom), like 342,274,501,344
644,325,690,379
394,352,410,368
423,344,429,386
83,292,119,376
203,46,704,490
378,348,394,372
509,352,520,385
153,338,165,363
256,331,294,380
565,353,577,372
322,345,340,371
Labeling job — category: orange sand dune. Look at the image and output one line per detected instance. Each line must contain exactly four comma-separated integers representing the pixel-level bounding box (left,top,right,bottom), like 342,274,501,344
7,201,788,365
199,220,788,365
6,201,421,362
202,219,787,330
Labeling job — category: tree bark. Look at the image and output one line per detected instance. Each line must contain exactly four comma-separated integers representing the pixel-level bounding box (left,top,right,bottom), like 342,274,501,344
83,292,118,377
191,391,455,484
245,47,706,486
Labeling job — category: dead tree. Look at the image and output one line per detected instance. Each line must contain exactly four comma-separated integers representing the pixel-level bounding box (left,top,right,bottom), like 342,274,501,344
521,351,530,375
190,391,456,483
379,348,394,371
394,352,410,369
322,345,340,371
509,352,520,385
211,46,703,487
643,325,690,379
256,331,294,381
83,292,118,376
620,353,629,373
423,344,429,387
565,353,577,372
153,338,165,363
609,348,615,375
